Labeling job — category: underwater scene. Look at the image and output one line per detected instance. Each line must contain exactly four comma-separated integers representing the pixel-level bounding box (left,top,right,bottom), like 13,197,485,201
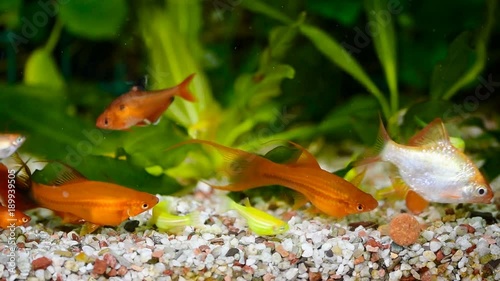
0,0,499,280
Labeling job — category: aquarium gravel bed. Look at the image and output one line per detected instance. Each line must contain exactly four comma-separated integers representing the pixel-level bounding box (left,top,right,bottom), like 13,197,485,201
1,187,498,281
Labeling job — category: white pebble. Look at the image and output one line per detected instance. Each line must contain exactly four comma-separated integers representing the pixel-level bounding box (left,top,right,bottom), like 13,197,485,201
301,243,313,258
429,241,442,252
423,250,436,261
285,268,299,280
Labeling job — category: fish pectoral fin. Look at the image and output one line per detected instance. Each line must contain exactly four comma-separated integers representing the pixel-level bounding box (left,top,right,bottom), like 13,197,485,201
349,168,367,187
291,192,309,210
407,118,450,147
79,222,101,236
57,212,85,224
405,190,429,214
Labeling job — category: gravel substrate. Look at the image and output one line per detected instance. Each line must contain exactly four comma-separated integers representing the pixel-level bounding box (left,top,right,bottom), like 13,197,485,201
1,182,499,281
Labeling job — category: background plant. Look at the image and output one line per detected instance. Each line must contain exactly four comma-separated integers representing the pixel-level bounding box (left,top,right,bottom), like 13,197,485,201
0,0,499,193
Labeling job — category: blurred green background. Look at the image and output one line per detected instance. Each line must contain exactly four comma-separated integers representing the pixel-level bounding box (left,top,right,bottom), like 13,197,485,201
1,0,499,194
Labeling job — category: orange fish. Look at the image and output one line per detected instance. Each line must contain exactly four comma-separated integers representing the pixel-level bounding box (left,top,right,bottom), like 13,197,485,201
357,118,494,214
0,133,25,159
14,159,159,234
0,206,31,229
173,140,378,218
96,73,196,130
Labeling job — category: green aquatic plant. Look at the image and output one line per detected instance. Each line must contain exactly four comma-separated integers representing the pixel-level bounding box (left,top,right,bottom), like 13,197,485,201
0,0,499,193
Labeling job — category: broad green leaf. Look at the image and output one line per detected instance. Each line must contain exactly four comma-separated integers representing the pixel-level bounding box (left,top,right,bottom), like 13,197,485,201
429,32,476,100
0,85,121,160
299,24,390,120
121,121,189,169
364,0,398,113
24,48,65,90
32,158,183,195
307,0,363,26
59,0,128,39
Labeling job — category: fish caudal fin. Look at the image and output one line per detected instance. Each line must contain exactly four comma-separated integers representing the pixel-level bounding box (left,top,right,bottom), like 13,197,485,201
170,140,270,192
176,73,196,102
353,116,391,167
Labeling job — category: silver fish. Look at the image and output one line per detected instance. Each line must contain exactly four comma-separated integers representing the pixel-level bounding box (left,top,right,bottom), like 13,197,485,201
0,134,26,159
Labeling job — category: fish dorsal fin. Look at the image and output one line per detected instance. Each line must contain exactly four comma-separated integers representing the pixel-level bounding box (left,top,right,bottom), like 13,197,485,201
407,118,450,147
3,153,33,190
47,162,88,186
285,141,321,169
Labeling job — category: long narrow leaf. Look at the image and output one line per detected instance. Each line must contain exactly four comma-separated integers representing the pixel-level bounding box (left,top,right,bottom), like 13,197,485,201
364,0,398,113
299,24,390,119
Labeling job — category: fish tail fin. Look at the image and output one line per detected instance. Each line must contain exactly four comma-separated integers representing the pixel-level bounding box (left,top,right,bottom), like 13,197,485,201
171,140,270,192
187,211,205,229
353,116,392,167
176,73,196,102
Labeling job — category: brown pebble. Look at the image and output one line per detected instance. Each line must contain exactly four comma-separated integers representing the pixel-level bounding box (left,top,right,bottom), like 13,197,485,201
103,253,117,268
92,259,107,275
199,245,210,253
243,265,254,274
308,271,322,281
152,250,164,258
99,240,108,248
130,264,143,271
263,273,274,281
459,224,475,234
371,253,380,262
420,267,433,281
354,255,365,265
32,257,52,270
444,208,454,215
117,265,128,276
465,244,477,254
435,250,444,262
108,268,117,277
264,241,275,249
389,214,421,246
400,276,416,281
276,244,289,257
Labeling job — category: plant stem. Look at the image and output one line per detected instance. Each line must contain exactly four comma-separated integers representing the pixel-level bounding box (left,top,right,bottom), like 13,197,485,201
44,19,63,53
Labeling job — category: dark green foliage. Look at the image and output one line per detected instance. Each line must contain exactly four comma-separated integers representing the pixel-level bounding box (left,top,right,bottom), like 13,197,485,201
1,0,499,192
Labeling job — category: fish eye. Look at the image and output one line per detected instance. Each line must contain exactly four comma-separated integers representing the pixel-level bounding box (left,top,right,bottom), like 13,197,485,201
356,204,364,211
141,203,149,210
119,104,126,111
477,187,486,196
15,137,24,144
22,217,29,223
104,117,109,126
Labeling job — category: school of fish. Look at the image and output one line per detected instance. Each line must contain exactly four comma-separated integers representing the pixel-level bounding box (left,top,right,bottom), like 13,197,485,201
0,72,495,236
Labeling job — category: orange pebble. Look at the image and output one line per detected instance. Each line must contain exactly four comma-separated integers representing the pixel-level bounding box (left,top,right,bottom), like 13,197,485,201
389,213,421,246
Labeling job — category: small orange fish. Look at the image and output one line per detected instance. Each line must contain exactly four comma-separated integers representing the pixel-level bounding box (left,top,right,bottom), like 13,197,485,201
14,159,158,234
357,118,494,213
0,133,25,159
96,73,196,130
173,140,378,218
0,206,31,229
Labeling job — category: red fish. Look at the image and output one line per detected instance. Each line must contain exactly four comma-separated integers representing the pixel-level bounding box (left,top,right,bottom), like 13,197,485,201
10,156,159,235
0,206,31,229
96,74,196,130
172,140,378,218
